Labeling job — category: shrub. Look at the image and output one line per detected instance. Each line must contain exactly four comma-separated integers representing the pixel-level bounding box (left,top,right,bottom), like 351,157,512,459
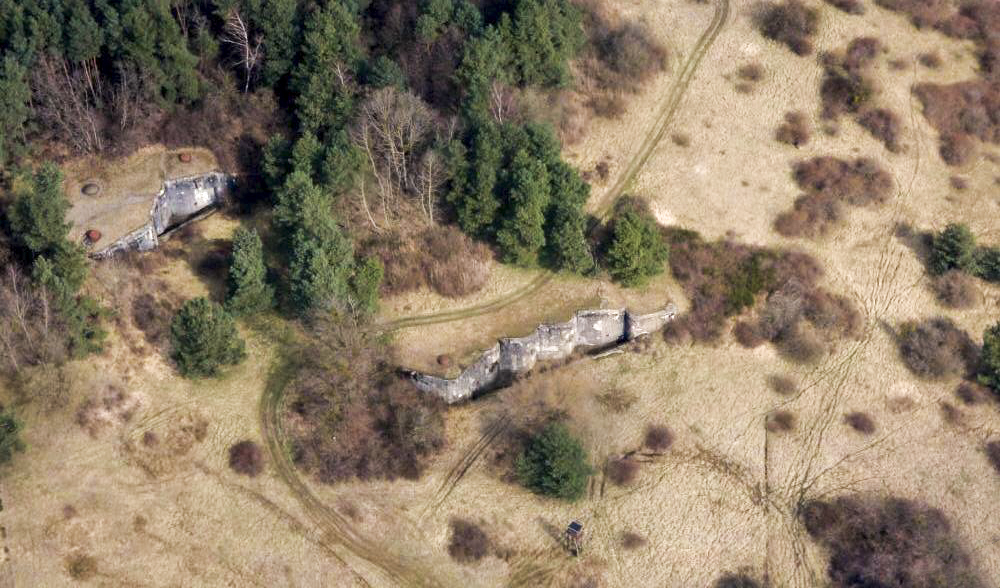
858,108,902,152
0,409,25,466
448,518,491,563
777,324,826,364
714,573,762,588
972,246,1000,282
843,411,876,434
757,1,819,56
644,424,674,451
913,81,999,166
930,270,978,308
737,63,764,81
820,64,874,120
775,111,811,147
621,531,647,549
768,374,798,395
987,441,1000,475
823,0,864,15
897,317,978,379
801,495,987,588
132,293,175,347
603,207,669,287
979,321,1000,392
228,440,265,477
66,554,98,581
918,52,942,68
955,381,990,405
170,297,246,378
226,228,274,316
515,422,593,501
605,457,640,486
930,223,977,274
732,321,765,347
766,410,797,432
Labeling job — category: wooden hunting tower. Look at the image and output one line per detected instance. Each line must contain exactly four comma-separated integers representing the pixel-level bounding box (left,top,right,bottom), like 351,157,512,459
565,520,585,555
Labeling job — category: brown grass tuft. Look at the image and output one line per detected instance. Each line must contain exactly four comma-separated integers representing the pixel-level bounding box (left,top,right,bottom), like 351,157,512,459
737,63,764,82
986,441,1000,475
857,108,902,152
228,440,265,477
931,270,979,309
621,531,647,549
714,573,762,588
606,457,640,486
766,410,797,432
776,111,812,147
644,424,674,452
767,374,798,395
897,317,979,379
823,0,865,15
956,381,991,405
918,51,942,68
66,554,98,581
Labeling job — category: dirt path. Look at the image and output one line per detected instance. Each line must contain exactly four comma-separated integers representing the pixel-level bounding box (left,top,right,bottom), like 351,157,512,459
377,0,731,336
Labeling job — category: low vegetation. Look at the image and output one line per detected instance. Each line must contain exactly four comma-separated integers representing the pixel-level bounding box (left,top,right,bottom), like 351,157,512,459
756,0,819,56
775,111,811,147
766,410,796,433
987,441,1000,475
767,374,798,396
925,224,1000,293
955,381,990,405
621,531,647,549
447,518,491,564
0,410,25,466
774,156,893,237
170,298,246,378
713,573,762,588
605,457,640,486
979,321,1000,393
930,270,979,309
822,0,865,15
802,495,986,587
515,421,593,501
843,411,876,435
644,424,674,452
896,317,978,379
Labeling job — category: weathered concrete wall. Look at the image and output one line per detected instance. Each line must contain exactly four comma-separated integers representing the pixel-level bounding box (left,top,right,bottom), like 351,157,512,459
94,172,231,258
408,304,677,404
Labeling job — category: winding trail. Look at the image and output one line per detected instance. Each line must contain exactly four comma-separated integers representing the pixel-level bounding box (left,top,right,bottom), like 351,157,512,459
260,1,731,585
378,0,731,335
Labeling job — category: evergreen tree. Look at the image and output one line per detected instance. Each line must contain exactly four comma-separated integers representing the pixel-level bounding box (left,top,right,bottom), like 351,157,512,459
288,217,354,313
362,55,406,89
349,256,384,315
931,223,977,275
291,1,360,134
515,422,593,501
0,56,31,167
226,227,273,316
546,203,592,273
980,321,1000,393
448,122,502,235
8,163,70,254
973,246,1000,283
272,170,329,241
243,0,302,87
496,150,550,266
507,0,582,87
170,297,246,378
604,207,669,287
0,410,25,467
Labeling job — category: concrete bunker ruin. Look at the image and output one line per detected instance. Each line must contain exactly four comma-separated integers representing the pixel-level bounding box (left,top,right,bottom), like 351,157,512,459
407,304,677,403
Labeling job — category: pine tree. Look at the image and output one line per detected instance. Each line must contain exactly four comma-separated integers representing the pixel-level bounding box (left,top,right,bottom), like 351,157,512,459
931,223,977,275
0,56,31,167
979,322,1000,393
288,218,354,314
8,163,70,254
515,422,593,501
604,208,669,287
349,256,384,315
170,297,246,378
496,150,550,266
226,228,273,316
0,410,25,466
291,1,360,134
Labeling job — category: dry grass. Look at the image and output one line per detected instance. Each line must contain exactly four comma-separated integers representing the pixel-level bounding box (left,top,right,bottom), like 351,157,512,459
955,381,991,405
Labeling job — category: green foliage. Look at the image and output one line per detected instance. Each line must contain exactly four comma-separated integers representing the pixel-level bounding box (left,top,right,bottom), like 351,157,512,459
349,256,384,315
416,0,454,41
226,227,273,316
288,219,354,313
242,0,303,87
272,170,330,241
504,0,584,88
725,253,774,315
604,208,669,287
979,322,1000,393
515,422,593,501
8,163,70,254
0,56,30,167
0,410,25,467
931,223,977,275
362,55,406,89
170,297,246,378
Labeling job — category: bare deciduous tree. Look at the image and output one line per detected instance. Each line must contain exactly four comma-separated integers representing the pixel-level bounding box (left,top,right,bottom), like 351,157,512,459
108,61,148,132
30,55,104,153
414,150,446,223
0,266,65,372
353,88,437,227
489,81,516,124
222,9,263,93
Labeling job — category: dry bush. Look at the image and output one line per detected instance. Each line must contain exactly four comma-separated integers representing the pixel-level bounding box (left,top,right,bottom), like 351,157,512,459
843,411,877,434
671,133,691,147
776,111,812,147
766,410,797,432
228,440,265,477
594,389,638,413
858,108,902,152
621,531,647,549
777,324,826,364
287,318,446,483
949,176,968,190
66,554,98,581
757,1,819,56
986,441,1000,475
768,374,798,395
606,457,640,486
819,38,880,120
931,270,979,309
918,52,942,68
714,573,762,588
956,381,991,405
738,63,764,82
823,0,864,15
367,225,492,299
940,400,966,427
801,495,987,588
775,156,892,237
732,321,765,348
75,384,139,438
448,518,491,564
644,424,674,452
897,317,979,379
802,289,862,339
132,293,176,349
913,81,999,165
